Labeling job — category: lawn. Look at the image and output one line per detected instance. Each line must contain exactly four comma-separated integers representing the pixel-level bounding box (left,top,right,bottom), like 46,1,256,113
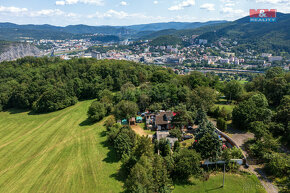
216,104,235,112
215,99,236,113
174,173,266,193
181,138,195,148
137,122,156,135
0,100,124,193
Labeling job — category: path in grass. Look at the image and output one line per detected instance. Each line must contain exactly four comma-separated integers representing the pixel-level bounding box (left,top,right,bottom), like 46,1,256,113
174,173,266,193
0,101,123,193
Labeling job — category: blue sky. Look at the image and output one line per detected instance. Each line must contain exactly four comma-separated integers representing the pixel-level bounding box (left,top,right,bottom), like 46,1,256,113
0,0,289,26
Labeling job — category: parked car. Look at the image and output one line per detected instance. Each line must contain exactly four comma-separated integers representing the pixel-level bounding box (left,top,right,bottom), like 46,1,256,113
183,135,193,140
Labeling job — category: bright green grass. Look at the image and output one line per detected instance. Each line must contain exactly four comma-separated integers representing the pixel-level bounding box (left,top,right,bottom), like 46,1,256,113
174,173,266,193
215,104,235,113
0,101,123,193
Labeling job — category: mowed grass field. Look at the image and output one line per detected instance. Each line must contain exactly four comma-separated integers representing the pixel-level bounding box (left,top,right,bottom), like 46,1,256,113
174,173,266,193
0,100,123,193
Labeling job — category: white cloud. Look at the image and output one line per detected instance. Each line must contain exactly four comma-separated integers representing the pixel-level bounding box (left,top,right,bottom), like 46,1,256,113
153,1,159,4
120,1,128,6
224,3,235,7
220,7,247,18
55,1,66,5
0,6,28,13
88,9,151,19
255,0,290,4
55,0,104,6
0,5,80,19
221,7,245,14
200,3,215,11
29,9,65,17
168,0,195,11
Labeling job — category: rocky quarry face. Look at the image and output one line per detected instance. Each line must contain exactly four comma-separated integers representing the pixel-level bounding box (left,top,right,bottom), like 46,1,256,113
0,43,41,62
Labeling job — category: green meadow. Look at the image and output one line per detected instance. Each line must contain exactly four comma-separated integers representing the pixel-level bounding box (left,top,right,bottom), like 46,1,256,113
0,100,123,193
174,173,266,193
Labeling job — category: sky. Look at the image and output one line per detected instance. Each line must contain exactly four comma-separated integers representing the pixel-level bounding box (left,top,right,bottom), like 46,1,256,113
0,0,289,26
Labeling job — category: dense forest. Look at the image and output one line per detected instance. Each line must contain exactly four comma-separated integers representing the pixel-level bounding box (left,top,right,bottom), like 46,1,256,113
0,57,289,192
0,57,220,113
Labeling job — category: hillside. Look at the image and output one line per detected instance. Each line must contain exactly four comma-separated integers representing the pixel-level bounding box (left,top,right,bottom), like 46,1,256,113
198,13,290,52
137,22,231,40
0,41,13,53
0,21,227,41
149,35,182,46
127,21,227,32
0,42,40,62
0,101,124,193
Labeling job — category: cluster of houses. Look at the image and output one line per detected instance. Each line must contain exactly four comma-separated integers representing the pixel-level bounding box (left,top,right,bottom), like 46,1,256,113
116,110,237,150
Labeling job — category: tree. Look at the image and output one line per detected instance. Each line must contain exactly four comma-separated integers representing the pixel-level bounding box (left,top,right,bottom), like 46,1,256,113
138,93,150,112
151,70,171,83
264,76,288,106
169,129,182,140
248,133,280,159
121,82,137,102
249,121,268,140
87,101,107,122
149,102,163,112
114,126,137,159
264,152,289,178
194,108,207,125
107,123,122,144
223,80,244,101
193,132,222,161
217,117,227,131
155,138,171,157
152,155,172,193
190,87,217,111
171,104,194,128
114,100,139,120
275,95,290,127
125,155,154,193
265,67,284,79
32,87,77,113
122,136,154,176
173,149,202,180
125,154,172,193
104,116,116,129
232,94,272,130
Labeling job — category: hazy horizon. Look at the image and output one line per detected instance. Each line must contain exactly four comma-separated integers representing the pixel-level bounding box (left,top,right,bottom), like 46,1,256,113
0,0,289,26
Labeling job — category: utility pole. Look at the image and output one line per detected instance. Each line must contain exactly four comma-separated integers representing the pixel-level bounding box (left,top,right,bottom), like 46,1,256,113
222,162,225,188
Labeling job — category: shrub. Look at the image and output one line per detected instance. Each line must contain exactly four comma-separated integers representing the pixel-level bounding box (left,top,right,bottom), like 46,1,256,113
217,117,227,131
87,101,106,122
264,153,290,178
169,129,182,140
105,116,116,130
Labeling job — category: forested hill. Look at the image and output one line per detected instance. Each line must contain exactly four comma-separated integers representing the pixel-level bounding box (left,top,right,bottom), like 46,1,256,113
138,12,290,53
126,21,227,32
197,12,290,52
0,21,227,41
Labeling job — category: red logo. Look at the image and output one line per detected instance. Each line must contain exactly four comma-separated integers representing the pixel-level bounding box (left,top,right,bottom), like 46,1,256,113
250,9,277,18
